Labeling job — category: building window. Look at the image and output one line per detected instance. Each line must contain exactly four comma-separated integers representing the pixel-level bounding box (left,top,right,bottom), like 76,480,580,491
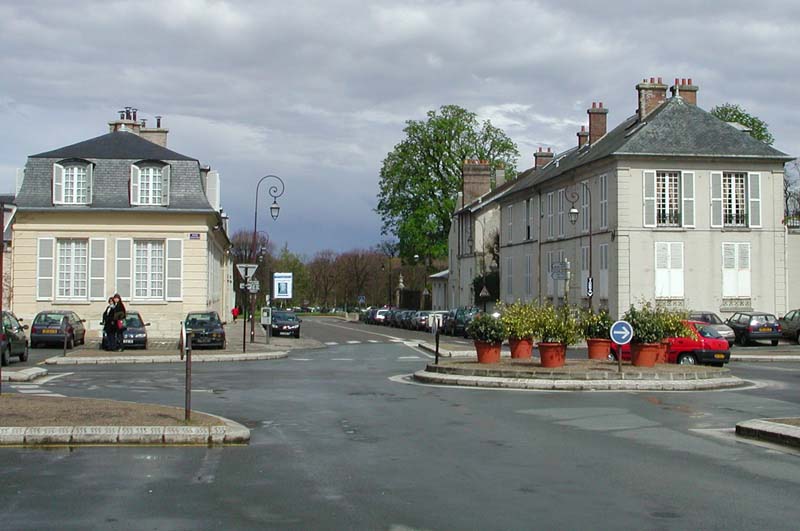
557,189,565,237
599,243,609,299
525,199,531,240
722,172,747,226
655,242,683,299
599,174,608,229
712,171,760,228
134,240,165,299
581,182,590,233
546,193,554,239
722,242,750,298
580,245,589,298
525,254,532,296
505,256,513,296
506,205,513,244
57,239,88,299
131,163,170,206
53,162,92,205
656,171,681,226
644,170,694,228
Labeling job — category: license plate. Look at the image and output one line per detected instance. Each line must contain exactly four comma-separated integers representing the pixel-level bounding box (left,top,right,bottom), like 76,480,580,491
42,329,57,334
714,353,725,359
123,339,134,344
759,327,772,332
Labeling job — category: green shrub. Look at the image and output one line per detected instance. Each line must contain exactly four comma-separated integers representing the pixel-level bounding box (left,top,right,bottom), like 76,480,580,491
498,300,537,340
466,312,507,344
581,309,613,339
623,303,666,344
533,304,581,345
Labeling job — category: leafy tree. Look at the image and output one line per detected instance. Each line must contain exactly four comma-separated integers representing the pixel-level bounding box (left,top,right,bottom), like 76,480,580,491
377,105,519,261
710,103,774,145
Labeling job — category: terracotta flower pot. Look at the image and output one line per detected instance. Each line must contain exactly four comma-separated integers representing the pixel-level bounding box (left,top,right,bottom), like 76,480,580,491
631,343,660,367
537,342,566,368
509,337,533,359
474,340,501,364
656,340,669,364
586,338,612,360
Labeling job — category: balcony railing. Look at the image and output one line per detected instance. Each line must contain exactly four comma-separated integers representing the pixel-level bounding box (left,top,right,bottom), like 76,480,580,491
656,210,681,227
724,212,748,227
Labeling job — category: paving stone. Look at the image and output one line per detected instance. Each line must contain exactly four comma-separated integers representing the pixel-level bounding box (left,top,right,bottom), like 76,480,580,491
25,426,74,444
0,427,27,444
118,426,164,444
163,426,210,444
72,426,120,444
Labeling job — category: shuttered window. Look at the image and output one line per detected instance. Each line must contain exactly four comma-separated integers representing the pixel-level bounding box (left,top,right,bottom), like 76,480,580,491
166,239,183,301
505,256,513,296
37,237,55,300
115,238,132,299
524,254,532,296
53,162,92,205
525,199,531,240
581,181,590,233
557,189,565,237
57,239,88,299
546,251,554,296
506,205,513,244
655,242,683,298
748,172,761,227
599,174,608,229
134,240,164,299
131,163,170,206
722,243,751,297
599,244,609,299
546,193,554,239
89,238,106,300
580,245,589,299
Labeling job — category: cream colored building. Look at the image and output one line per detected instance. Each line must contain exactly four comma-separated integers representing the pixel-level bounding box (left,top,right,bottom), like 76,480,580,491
12,112,232,339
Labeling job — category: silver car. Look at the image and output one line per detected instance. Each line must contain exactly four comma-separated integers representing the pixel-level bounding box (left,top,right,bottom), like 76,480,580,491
689,311,735,346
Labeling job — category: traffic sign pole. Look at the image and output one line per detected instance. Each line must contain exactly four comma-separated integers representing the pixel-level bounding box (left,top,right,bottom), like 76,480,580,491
610,320,633,373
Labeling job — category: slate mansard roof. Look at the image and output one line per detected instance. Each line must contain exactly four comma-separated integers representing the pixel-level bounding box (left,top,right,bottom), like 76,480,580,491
16,131,214,212
505,97,792,197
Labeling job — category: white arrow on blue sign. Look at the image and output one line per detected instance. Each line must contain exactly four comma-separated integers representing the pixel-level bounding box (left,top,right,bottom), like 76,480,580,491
610,320,633,345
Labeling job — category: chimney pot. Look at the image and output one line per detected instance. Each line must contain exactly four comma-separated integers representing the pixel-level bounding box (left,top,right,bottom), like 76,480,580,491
650,77,655,83
670,78,698,105
132,108,137,121
688,78,692,85
637,77,668,120
155,115,162,128
657,77,662,84
534,147,555,169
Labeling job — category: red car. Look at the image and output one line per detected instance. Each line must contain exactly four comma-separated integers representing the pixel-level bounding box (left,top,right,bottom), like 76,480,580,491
610,320,730,366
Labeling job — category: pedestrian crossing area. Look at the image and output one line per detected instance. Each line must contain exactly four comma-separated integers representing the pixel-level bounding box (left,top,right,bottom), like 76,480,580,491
323,338,408,346
8,383,65,397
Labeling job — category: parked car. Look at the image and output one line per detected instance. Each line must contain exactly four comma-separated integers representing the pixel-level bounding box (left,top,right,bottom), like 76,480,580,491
401,310,416,329
0,310,29,365
688,311,735,346
30,310,86,348
442,309,458,335
778,309,800,344
725,311,782,346
120,311,150,349
448,307,479,337
611,321,731,366
413,311,430,331
374,309,389,325
184,311,226,349
268,310,301,338
427,311,449,332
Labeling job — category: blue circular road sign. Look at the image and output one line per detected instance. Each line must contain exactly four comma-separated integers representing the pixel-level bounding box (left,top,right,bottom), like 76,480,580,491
610,320,634,345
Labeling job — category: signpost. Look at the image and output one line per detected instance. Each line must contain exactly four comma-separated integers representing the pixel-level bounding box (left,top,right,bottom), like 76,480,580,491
236,263,259,354
610,320,633,373
273,272,293,299
586,276,594,298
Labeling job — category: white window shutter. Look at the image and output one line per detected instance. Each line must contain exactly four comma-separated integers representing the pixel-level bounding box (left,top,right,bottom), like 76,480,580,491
682,171,695,227
37,237,55,300
670,242,684,297
654,242,670,298
52,163,64,204
89,238,105,300
748,172,761,227
710,172,723,228
130,165,141,206
166,238,183,300
738,243,751,297
115,238,132,298
643,170,656,227
161,165,171,206
86,163,93,205
206,170,220,211
722,243,736,297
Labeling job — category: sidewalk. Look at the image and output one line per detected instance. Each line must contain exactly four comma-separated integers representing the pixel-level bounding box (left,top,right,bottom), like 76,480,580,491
736,418,800,449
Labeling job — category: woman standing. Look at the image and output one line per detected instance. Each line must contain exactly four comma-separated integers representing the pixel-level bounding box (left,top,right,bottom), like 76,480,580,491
101,297,115,351
112,293,127,352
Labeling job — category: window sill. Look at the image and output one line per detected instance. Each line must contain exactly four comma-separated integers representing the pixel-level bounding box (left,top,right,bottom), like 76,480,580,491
52,300,93,305
129,300,174,305
720,227,751,232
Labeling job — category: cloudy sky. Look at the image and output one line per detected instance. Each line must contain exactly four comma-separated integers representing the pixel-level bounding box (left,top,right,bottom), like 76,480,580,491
1,0,798,257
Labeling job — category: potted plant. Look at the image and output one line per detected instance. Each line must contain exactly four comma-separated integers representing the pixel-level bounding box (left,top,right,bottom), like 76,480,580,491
466,312,507,364
581,309,614,360
622,303,664,367
658,308,694,363
498,301,536,359
533,304,581,368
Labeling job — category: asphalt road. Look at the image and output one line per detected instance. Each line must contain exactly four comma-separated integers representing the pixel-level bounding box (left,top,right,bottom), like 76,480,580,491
1,317,799,530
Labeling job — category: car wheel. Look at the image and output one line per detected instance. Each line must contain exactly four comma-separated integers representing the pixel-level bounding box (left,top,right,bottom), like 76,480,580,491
771,339,779,346
797,331,800,345
67,335,75,350
81,332,86,345
294,331,300,339
677,353,697,365
0,346,9,366
607,351,617,362
709,362,724,367
737,334,748,347
19,343,29,362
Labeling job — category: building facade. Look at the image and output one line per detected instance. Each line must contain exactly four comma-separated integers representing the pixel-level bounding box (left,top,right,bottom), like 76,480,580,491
12,112,233,339
493,78,794,318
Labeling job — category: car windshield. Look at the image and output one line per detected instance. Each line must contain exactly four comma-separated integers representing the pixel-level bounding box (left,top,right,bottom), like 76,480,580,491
34,313,66,326
697,325,722,339
750,314,777,325
691,313,723,325
274,312,298,321
124,314,143,327
186,313,221,326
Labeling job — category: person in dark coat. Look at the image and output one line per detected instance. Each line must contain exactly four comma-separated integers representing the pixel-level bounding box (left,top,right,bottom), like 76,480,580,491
101,297,115,350
112,293,127,352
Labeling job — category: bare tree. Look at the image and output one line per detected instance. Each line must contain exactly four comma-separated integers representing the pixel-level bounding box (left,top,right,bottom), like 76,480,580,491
785,160,800,217
307,250,338,307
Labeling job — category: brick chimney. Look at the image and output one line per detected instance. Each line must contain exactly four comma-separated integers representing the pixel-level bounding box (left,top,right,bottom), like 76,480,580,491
577,125,589,148
534,147,554,169
587,102,608,144
462,159,492,205
636,77,668,120
670,78,698,106
140,115,169,147
108,107,141,135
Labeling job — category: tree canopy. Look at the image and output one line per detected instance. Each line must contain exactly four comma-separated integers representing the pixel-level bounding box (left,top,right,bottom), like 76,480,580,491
710,103,774,145
376,104,519,261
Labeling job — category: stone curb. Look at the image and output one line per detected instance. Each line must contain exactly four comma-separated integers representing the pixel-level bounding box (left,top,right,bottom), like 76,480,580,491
730,355,800,362
1,367,48,382
0,416,250,446
424,363,730,381
418,341,477,358
412,369,746,391
45,351,288,365
735,419,800,448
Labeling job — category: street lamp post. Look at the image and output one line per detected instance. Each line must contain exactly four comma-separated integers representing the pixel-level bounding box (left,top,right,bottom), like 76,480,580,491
566,184,592,309
248,175,285,344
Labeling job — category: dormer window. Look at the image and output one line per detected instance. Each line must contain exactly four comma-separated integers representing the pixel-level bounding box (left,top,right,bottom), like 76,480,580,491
131,162,170,206
53,161,93,205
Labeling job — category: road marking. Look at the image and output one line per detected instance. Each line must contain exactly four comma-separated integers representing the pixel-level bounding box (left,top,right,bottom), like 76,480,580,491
16,388,50,394
390,339,405,343
10,384,39,389
292,358,312,361
331,358,353,361
36,372,74,384
368,340,380,343
346,340,361,344
325,342,339,346
398,356,421,359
